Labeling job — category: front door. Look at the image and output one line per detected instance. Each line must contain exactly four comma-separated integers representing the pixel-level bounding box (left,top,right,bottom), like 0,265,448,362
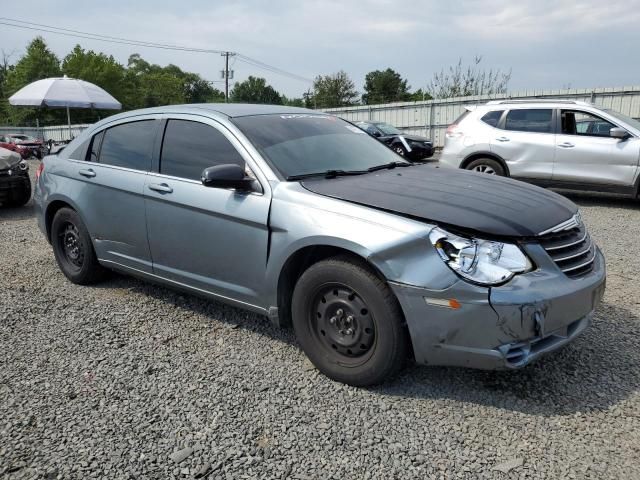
144,117,270,308
553,109,640,188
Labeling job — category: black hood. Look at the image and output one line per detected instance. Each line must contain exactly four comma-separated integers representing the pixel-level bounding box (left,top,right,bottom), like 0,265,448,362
301,166,577,238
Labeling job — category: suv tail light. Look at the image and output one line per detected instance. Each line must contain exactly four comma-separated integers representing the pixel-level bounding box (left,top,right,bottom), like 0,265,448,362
446,124,463,138
35,162,44,180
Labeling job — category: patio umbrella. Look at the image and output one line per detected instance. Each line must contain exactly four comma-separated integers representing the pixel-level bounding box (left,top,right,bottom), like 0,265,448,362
8,75,121,138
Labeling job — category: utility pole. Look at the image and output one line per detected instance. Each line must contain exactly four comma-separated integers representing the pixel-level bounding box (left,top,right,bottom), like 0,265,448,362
221,52,236,102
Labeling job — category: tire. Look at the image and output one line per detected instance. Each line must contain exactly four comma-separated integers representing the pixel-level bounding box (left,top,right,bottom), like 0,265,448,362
5,179,31,207
465,158,506,176
291,255,408,386
51,207,107,285
392,144,407,157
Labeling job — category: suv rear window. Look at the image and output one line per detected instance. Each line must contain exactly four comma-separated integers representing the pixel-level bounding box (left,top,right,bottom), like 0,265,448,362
480,110,504,127
99,120,156,171
504,109,553,133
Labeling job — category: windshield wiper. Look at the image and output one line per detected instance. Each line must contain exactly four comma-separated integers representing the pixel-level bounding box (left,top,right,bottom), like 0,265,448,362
286,169,367,181
367,161,412,172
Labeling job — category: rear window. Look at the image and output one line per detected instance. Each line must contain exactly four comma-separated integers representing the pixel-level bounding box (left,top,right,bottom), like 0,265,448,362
99,120,156,171
480,110,504,127
504,109,553,133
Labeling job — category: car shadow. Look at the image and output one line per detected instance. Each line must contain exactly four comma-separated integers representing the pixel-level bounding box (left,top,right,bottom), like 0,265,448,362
0,202,34,221
557,190,639,209
372,301,640,416
90,273,637,417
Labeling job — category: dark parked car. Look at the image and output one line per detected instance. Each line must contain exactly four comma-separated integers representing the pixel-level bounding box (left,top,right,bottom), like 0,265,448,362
0,134,45,159
355,121,434,161
0,146,31,207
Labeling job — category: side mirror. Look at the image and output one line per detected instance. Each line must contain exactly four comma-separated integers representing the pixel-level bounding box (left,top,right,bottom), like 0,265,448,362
201,164,254,191
372,131,382,138
610,127,629,139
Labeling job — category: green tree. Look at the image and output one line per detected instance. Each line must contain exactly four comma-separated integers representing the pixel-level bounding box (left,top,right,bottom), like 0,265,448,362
4,37,62,125
408,88,432,102
230,76,283,104
311,71,358,108
125,54,224,107
61,45,126,122
362,68,411,105
282,95,305,107
427,56,511,99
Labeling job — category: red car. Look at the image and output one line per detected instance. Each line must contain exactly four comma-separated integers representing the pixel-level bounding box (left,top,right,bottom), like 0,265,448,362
0,133,45,159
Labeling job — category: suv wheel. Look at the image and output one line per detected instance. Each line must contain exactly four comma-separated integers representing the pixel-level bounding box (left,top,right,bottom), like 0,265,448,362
51,207,107,285
291,255,408,386
466,158,506,176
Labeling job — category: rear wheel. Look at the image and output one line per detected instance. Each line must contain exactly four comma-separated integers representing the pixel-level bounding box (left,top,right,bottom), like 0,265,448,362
51,207,107,285
292,255,408,386
465,158,506,176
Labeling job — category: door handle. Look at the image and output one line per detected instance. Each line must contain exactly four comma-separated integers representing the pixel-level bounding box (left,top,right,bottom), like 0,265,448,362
496,137,510,142
148,183,173,194
558,142,575,148
78,168,96,178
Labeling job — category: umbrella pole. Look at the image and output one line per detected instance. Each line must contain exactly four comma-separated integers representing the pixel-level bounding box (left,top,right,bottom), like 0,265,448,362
66,106,71,140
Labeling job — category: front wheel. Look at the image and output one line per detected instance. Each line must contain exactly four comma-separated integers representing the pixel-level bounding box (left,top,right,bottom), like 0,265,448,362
291,256,408,386
465,158,506,176
393,144,407,157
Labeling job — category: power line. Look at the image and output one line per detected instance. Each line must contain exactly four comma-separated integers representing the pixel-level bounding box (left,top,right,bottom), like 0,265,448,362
0,20,220,53
0,17,313,83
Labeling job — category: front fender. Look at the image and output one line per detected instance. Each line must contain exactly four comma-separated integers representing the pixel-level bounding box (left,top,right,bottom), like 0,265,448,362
263,184,458,307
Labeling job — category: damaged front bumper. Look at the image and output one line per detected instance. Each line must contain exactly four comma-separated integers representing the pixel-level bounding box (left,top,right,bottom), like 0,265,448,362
390,246,606,370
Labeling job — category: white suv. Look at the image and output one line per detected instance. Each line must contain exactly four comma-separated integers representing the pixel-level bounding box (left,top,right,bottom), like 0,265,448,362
439,100,640,196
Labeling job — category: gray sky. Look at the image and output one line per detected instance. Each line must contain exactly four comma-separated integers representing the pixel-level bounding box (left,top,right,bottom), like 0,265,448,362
2,0,640,98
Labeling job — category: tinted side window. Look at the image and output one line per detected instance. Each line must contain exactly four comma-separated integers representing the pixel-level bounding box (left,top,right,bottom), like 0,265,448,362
99,121,156,171
160,120,245,181
562,110,615,137
505,109,553,133
481,110,504,128
77,131,104,162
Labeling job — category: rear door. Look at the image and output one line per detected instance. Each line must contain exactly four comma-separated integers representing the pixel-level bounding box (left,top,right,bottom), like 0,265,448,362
552,109,639,187
67,118,159,273
490,108,555,179
144,116,271,307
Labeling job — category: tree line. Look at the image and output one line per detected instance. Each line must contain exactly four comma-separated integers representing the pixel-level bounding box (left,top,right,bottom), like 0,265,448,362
0,37,511,126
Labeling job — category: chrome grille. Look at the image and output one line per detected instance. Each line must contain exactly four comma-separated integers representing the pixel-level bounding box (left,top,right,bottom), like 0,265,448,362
538,222,595,278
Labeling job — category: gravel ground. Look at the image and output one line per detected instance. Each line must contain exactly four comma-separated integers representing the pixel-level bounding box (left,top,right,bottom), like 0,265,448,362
1,162,639,479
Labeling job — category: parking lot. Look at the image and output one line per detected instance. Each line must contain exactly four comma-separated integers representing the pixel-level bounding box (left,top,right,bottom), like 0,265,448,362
1,162,639,479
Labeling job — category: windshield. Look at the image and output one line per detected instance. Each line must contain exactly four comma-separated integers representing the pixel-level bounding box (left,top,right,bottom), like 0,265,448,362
376,122,402,135
603,109,640,132
11,135,36,142
232,114,406,178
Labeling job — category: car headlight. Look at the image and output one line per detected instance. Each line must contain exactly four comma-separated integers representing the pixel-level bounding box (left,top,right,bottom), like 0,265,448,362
428,227,532,285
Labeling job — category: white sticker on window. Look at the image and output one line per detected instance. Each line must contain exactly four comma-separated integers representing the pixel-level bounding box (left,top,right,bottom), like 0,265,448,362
345,125,366,134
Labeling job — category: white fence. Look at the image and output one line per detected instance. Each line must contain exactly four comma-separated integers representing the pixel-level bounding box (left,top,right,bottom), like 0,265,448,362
0,124,91,142
323,86,640,148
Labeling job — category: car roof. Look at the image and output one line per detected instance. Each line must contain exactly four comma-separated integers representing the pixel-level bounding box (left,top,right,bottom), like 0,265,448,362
102,103,318,121
483,99,594,108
